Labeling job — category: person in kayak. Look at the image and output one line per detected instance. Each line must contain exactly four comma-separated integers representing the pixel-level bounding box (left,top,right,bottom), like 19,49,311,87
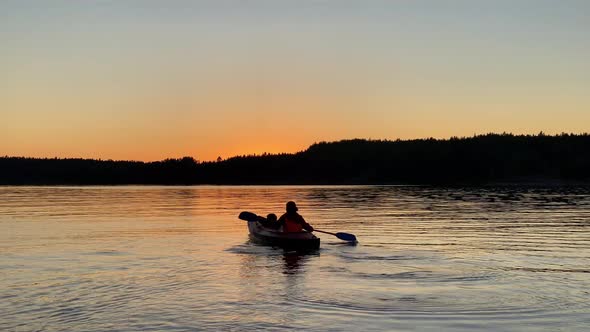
278,201,314,233
257,213,279,229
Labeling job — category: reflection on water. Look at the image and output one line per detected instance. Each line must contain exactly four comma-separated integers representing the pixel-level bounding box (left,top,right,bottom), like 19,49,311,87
1,186,589,331
282,252,312,274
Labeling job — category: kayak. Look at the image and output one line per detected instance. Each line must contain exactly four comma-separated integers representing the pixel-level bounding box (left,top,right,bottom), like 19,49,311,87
239,211,356,247
247,220,320,250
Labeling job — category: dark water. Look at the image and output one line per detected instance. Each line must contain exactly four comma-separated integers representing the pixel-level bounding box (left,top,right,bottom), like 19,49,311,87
1,186,589,331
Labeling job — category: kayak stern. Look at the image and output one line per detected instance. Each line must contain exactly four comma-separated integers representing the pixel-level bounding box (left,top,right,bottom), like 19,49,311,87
247,221,320,250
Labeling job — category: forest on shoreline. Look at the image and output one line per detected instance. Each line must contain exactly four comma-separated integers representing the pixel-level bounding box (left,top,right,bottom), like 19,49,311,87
2,133,589,185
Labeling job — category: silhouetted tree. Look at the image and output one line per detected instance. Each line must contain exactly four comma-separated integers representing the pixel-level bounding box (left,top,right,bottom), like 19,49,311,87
1,133,589,185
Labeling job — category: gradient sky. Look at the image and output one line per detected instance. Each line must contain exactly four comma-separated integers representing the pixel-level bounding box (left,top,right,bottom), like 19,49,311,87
2,1,589,161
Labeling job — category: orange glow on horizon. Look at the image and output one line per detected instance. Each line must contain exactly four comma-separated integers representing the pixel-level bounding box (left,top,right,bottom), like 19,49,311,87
2,2,589,161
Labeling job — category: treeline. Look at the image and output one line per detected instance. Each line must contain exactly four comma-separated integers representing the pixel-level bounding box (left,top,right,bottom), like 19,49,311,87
1,133,589,185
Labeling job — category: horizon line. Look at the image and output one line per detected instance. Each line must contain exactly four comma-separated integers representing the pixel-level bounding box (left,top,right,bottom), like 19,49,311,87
3,131,589,163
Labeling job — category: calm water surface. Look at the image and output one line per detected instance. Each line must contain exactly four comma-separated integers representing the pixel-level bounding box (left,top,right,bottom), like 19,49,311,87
1,186,589,331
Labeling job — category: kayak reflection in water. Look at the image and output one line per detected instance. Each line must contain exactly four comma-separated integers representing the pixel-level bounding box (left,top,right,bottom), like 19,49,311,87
277,201,315,233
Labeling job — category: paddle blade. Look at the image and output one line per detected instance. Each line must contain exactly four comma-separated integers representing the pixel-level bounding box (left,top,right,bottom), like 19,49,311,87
238,211,259,221
335,232,357,242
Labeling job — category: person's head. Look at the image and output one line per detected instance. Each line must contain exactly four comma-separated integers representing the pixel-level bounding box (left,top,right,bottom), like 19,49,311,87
266,213,277,223
286,201,298,213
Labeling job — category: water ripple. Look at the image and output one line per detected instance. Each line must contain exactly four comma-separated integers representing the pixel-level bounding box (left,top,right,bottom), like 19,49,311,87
1,185,590,331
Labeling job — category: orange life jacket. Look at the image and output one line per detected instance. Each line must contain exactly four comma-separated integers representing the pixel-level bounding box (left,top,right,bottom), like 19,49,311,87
283,215,304,232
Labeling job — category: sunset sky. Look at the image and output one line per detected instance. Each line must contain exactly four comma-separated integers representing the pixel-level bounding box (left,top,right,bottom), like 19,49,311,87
2,1,589,161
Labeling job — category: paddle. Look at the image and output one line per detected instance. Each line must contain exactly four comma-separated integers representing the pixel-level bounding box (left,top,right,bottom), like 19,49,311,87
238,211,259,222
238,211,357,243
313,229,357,243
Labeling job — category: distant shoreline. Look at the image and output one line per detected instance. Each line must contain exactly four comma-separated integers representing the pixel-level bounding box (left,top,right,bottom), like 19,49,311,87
2,133,589,186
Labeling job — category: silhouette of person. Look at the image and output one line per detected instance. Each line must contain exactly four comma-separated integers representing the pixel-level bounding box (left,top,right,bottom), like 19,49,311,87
277,201,314,233
257,213,279,229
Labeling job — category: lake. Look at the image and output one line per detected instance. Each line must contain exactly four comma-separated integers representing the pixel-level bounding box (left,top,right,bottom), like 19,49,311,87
1,186,589,331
